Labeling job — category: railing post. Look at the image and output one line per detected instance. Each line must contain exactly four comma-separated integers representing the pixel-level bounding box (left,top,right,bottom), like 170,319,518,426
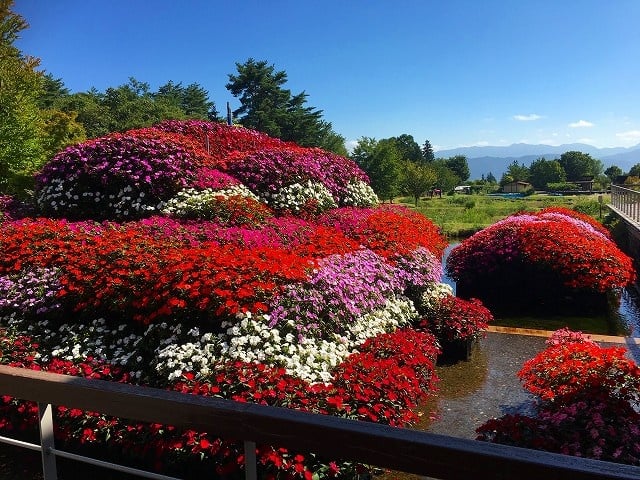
38,402,58,480
244,441,257,480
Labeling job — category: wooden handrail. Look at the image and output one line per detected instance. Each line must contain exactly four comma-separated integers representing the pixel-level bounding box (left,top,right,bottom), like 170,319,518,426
1,365,639,480
611,185,640,223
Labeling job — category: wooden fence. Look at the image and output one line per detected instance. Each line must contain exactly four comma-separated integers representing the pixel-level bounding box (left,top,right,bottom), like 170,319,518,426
0,365,639,480
611,185,640,223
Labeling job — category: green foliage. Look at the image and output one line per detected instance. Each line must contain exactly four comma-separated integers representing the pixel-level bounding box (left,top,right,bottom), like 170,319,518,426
604,165,623,182
500,160,529,185
628,163,640,177
351,137,402,202
529,157,565,189
445,155,470,182
559,151,603,181
226,58,345,154
0,0,45,195
547,182,580,191
421,139,435,163
400,161,437,206
40,109,86,160
40,77,219,140
431,159,460,193
389,134,422,162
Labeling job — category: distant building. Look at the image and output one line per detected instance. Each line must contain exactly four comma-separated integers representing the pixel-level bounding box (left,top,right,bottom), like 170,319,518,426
573,175,594,192
502,181,531,193
454,185,471,194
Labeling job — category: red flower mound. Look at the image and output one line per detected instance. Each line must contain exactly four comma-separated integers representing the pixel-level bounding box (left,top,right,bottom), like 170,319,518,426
477,329,640,466
319,205,447,259
518,339,640,403
447,207,635,314
0,218,320,323
153,119,289,168
419,296,493,342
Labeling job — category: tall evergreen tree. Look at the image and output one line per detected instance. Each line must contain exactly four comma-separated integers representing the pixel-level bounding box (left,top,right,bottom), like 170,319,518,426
422,139,435,163
226,58,346,153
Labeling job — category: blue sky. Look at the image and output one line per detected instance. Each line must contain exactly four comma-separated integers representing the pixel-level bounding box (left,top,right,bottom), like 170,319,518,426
14,0,640,152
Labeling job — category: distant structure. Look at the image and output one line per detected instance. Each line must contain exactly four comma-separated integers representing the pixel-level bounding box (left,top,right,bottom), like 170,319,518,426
227,102,233,126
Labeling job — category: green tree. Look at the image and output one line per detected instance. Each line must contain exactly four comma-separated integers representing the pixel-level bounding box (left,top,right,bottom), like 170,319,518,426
55,89,113,139
350,136,378,171
559,151,603,181
445,155,470,182
154,80,218,120
486,171,497,183
500,160,530,185
390,134,422,162
102,78,186,133
401,161,437,207
40,109,86,159
627,163,640,177
421,139,435,163
226,58,345,153
0,0,45,195
604,165,623,184
432,159,460,193
351,137,402,201
529,157,566,189
37,73,69,109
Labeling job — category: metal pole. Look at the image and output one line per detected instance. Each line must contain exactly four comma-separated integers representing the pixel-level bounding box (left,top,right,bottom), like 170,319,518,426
244,441,257,480
227,102,233,126
38,403,58,480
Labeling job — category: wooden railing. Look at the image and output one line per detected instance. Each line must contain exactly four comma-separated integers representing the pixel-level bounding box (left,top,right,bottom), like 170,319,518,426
611,185,640,223
1,365,639,480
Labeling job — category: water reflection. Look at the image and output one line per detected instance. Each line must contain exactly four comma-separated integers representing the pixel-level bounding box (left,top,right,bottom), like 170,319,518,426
443,242,640,338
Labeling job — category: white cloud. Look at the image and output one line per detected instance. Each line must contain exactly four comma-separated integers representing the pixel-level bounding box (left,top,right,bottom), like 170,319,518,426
474,141,490,147
513,114,543,121
577,138,594,144
344,139,359,153
616,130,640,143
568,120,594,128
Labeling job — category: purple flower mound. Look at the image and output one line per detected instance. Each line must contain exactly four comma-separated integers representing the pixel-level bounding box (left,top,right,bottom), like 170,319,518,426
269,248,403,338
34,133,200,220
227,147,369,204
0,267,62,316
394,246,443,289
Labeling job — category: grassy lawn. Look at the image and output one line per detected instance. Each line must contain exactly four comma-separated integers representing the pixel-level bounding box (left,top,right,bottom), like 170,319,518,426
397,192,609,238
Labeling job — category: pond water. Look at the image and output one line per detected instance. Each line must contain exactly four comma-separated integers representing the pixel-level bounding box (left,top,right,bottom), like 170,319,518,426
442,243,640,338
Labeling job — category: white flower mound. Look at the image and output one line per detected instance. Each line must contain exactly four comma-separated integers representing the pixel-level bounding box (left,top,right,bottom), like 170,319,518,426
154,297,418,384
341,180,379,207
162,185,259,218
263,180,337,213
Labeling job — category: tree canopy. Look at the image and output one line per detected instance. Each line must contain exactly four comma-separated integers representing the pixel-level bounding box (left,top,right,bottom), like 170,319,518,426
529,157,566,189
559,151,603,181
0,0,45,195
226,58,346,154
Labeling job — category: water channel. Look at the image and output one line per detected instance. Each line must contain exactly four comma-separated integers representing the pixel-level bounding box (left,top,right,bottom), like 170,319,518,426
378,244,640,479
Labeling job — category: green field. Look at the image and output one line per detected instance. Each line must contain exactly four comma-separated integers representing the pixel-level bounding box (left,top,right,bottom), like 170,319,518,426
398,192,610,238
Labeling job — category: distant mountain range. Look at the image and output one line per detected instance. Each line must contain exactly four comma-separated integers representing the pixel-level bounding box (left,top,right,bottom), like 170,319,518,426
434,143,640,180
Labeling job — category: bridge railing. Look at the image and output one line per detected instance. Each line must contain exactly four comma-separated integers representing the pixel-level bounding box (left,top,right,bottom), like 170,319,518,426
1,365,639,480
611,184,640,223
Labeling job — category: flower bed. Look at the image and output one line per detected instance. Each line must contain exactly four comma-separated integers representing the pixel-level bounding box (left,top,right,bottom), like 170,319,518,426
0,120,479,479
477,329,640,465
446,207,635,315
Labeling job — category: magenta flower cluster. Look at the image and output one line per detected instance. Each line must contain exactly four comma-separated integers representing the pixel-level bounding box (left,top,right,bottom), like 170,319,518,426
227,148,369,204
35,133,200,219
